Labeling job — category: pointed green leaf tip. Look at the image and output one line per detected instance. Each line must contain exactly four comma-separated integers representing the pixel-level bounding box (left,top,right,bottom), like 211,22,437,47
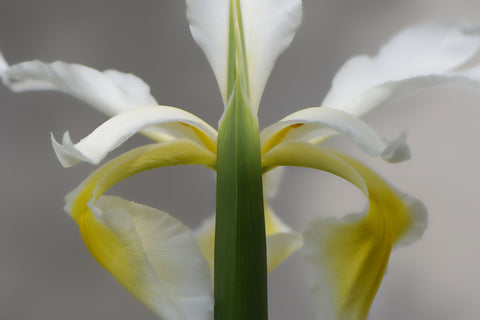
214,2,267,319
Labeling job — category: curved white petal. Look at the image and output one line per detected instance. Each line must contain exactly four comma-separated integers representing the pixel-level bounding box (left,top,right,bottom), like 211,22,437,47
327,69,480,118
87,196,213,320
52,106,217,167
0,57,158,115
240,0,302,110
186,0,302,109
323,22,480,116
186,0,229,102
261,107,410,163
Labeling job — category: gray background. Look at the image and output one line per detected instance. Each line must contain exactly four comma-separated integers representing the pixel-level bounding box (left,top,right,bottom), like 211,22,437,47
1,0,480,319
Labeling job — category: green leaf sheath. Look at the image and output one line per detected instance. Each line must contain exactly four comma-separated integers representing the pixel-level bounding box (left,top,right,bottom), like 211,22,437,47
214,84,268,320
214,1,268,318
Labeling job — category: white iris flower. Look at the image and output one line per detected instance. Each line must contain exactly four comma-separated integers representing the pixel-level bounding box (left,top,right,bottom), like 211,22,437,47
2,1,480,319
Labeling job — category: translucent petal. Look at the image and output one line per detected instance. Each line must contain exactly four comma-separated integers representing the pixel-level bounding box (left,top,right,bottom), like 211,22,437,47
322,22,480,116
262,142,427,320
52,106,217,167
186,0,302,110
261,107,410,163
66,140,216,318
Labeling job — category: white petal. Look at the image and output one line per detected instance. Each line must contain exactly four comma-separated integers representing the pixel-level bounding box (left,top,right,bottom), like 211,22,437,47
87,196,213,320
326,68,480,118
186,0,229,102
240,0,302,110
323,22,480,116
261,107,410,163
186,0,302,109
0,58,158,116
52,106,217,167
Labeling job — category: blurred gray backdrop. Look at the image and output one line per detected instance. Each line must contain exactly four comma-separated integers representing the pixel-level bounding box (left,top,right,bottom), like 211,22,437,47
1,0,480,319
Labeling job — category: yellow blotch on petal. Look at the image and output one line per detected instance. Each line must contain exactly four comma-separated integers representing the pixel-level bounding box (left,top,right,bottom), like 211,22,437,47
261,123,304,156
65,140,217,319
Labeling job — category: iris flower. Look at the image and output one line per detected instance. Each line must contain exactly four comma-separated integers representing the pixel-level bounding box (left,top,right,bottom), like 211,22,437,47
2,1,480,319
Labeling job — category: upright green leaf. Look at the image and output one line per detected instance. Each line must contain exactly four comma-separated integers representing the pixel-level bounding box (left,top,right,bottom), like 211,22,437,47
215,81,267,320
215,2,267,319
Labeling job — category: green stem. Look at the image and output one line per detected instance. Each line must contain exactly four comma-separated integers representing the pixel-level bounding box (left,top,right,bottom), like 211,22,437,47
214,83,268,320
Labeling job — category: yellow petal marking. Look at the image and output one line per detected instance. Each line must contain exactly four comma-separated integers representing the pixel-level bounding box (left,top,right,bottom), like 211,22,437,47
261,123,303,156
69,140,216,221
66,140,216,309
180,122,218,154
262,141,417,320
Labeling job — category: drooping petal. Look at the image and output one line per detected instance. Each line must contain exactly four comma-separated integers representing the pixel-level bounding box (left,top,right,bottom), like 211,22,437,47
261,107,410,163
0,54,178,142
66,139,216,319
186,0,302,110
52,106,217,167
87,196,214,320
262,141,427,320
0,56,157,115
322,22,480,116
